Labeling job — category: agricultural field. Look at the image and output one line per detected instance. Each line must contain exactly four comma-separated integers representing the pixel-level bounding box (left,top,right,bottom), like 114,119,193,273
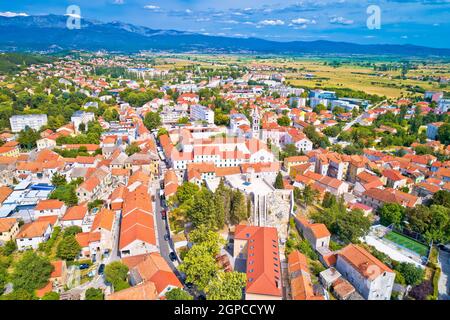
153,55,450,99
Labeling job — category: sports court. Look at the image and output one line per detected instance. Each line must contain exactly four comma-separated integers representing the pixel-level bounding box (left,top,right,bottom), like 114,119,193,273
384,231,429,257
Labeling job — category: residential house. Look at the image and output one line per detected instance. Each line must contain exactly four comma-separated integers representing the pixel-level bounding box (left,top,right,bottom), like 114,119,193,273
16,220,53,250
0,218,20,244
336,244,395,300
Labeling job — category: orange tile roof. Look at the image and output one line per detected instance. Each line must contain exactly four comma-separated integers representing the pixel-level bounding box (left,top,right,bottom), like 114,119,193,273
119,210,156,250
50,260,64,278
16,221,51,239
36,281,53,298
75,232,101,247
0,217,17,233
338,244,393,280
106,281,158,300
34,199,65,211
91,208,115,232
0,186,13,203
234,225,282,298
36,215,59,226
62,205,88,221
288,251,323,300
122,253,182,294
285,156,309,163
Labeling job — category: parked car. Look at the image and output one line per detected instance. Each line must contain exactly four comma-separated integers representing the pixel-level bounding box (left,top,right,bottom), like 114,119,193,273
438,244,450,253
185,282,194,289
79,264,90,270
161,210,167,220
164,234,170,241
169,252,177,261
98,264,105,275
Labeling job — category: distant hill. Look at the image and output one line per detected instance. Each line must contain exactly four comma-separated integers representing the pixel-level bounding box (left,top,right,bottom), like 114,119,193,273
0,52,54,73
1,14,450,57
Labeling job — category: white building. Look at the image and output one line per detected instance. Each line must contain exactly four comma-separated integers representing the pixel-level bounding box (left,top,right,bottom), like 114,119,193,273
438,99,450,114
16,221,53,250
336,244,395,300
71,111,95,133
330,100,359,112
190,104,214,124
10,114,48,133
427,122,444,140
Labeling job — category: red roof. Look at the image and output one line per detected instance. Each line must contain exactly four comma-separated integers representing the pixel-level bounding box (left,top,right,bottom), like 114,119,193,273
234,225,282,297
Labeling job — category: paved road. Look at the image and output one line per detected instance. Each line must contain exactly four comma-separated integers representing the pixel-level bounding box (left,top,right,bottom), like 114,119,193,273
438,250,450,300
151,179,185,283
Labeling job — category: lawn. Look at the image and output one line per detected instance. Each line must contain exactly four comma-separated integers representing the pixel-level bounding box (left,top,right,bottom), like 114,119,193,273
384,231,429,257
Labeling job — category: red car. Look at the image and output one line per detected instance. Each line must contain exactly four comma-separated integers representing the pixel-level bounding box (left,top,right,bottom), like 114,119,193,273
161,210,167,220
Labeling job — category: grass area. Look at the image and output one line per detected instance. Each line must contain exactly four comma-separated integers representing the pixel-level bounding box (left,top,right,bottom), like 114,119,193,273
384,231,429,257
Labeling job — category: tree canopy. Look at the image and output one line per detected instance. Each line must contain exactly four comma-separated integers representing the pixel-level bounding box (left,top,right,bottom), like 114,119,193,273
12,252,53,293
104,262,129,292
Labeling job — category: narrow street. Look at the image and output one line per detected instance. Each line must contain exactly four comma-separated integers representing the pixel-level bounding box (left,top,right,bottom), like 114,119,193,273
151,177,185,283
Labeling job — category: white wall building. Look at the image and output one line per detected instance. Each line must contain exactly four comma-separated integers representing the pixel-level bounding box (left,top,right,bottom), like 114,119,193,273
336,244,395,300
10,114,48,133
71,111,95,133
190,104,214,124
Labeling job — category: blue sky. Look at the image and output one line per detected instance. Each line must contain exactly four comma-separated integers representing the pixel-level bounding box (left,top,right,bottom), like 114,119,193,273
1,0,449,48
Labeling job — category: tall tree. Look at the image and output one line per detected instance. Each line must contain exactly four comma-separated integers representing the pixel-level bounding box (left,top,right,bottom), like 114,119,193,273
18,127,40,150
379,203,405,227
205,271,246,300
12,252,53,293
143,111,161,131
104,262,129,292
230,190,248,225
179,244,218,291
187,188,218,229
56,235,81,261
189,225,224,256
274,172,284,189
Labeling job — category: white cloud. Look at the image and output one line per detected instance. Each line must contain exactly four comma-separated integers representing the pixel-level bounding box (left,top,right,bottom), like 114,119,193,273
329,16,354,25
0,11,29,18
113,0,125,4
196,17,210,22
144,5,160,11
290,18,317,28
222,20,239,24
258,19,284,26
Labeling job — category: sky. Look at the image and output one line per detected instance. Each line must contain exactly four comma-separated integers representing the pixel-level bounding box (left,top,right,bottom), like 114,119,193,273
1,0,450,48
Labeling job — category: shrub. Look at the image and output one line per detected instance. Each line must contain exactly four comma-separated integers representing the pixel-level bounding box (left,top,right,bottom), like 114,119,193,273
409,280,433,300
395,262,424,286
85,288,104,300
431,267,441,300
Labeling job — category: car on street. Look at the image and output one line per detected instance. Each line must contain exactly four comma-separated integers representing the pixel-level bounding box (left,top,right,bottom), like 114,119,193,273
164,233,170,241
185,282,194,289
169,252,177,261
438,244,450,253
161,210,167,220
98,264,105,275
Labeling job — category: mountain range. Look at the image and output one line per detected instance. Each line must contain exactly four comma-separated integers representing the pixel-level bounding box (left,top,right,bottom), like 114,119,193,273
1,14,450,57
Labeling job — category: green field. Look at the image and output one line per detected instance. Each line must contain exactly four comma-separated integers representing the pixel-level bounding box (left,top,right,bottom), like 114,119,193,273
384,231,429,257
